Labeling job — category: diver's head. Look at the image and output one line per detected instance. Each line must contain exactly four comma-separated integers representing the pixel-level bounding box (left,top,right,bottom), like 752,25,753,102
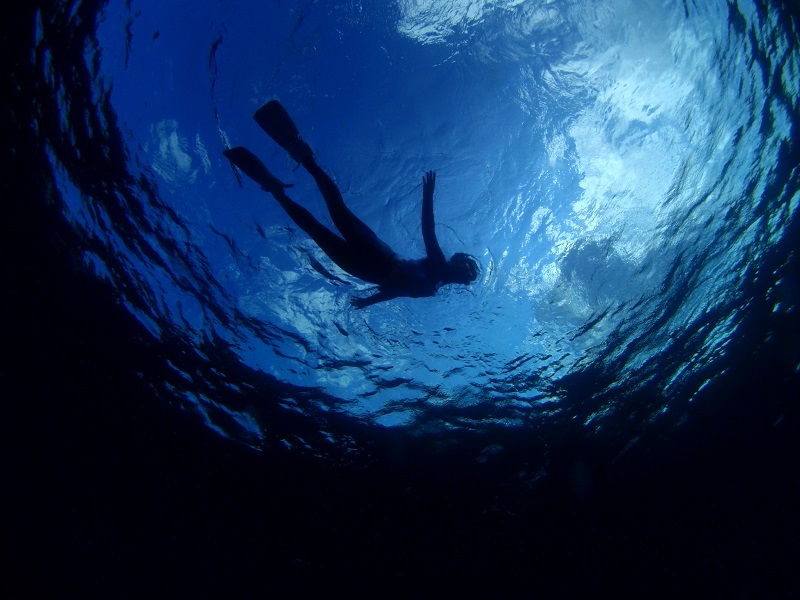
445,252,479,285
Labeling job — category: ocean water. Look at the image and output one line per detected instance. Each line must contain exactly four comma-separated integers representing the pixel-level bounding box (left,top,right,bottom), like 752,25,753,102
32,0,799,466
7,0,800,593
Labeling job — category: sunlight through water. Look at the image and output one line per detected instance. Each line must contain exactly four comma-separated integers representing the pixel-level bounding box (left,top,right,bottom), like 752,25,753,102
34,0,799,464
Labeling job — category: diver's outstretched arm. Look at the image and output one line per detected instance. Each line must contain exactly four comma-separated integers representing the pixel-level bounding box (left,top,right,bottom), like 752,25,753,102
421,171,446,265
350,288,400,309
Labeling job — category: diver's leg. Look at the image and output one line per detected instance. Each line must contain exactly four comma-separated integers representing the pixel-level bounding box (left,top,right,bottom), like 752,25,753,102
254,101,315,165
223,146,292,193
302,159,396,261
271,189,380,282
252,99,395,264
223,144,382,281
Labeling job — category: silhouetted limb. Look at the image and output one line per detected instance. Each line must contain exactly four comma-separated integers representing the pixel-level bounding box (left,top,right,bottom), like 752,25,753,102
225,100,481,308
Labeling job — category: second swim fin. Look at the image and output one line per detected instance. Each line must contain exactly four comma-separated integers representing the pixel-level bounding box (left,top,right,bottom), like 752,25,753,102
223,146,293,193
253,100,314,165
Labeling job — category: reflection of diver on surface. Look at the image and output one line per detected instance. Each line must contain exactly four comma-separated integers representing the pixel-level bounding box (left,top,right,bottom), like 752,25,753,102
223,100,479,308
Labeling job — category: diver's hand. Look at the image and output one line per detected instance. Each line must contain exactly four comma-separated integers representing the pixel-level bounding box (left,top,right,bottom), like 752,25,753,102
351,289,399,309
422,170,436,198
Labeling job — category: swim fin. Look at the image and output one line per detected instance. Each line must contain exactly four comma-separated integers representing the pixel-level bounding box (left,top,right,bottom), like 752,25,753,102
253,100,314,165
222,146,293,193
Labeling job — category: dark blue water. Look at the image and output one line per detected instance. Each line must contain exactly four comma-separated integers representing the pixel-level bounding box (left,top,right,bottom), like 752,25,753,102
36,0,800,460
5,0,800,595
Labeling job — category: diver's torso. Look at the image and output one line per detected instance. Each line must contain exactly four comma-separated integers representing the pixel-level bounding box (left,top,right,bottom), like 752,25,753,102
386,257,441,297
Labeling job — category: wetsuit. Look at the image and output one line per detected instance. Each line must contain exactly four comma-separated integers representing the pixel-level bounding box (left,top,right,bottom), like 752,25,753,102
274,161,446,308
223,100,476,308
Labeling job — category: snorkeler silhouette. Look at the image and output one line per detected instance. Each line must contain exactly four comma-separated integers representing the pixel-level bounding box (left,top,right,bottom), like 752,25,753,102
223,100,479,308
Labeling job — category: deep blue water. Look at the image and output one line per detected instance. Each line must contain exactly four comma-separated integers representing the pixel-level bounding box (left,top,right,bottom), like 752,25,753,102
39,0,800,460
5,0,800,594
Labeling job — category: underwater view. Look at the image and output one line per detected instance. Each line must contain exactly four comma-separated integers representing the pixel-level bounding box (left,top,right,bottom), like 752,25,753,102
5,0,799,595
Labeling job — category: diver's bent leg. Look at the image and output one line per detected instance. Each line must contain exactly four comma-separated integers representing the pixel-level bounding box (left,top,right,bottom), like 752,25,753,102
302,160,396,261
272,190,381,282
